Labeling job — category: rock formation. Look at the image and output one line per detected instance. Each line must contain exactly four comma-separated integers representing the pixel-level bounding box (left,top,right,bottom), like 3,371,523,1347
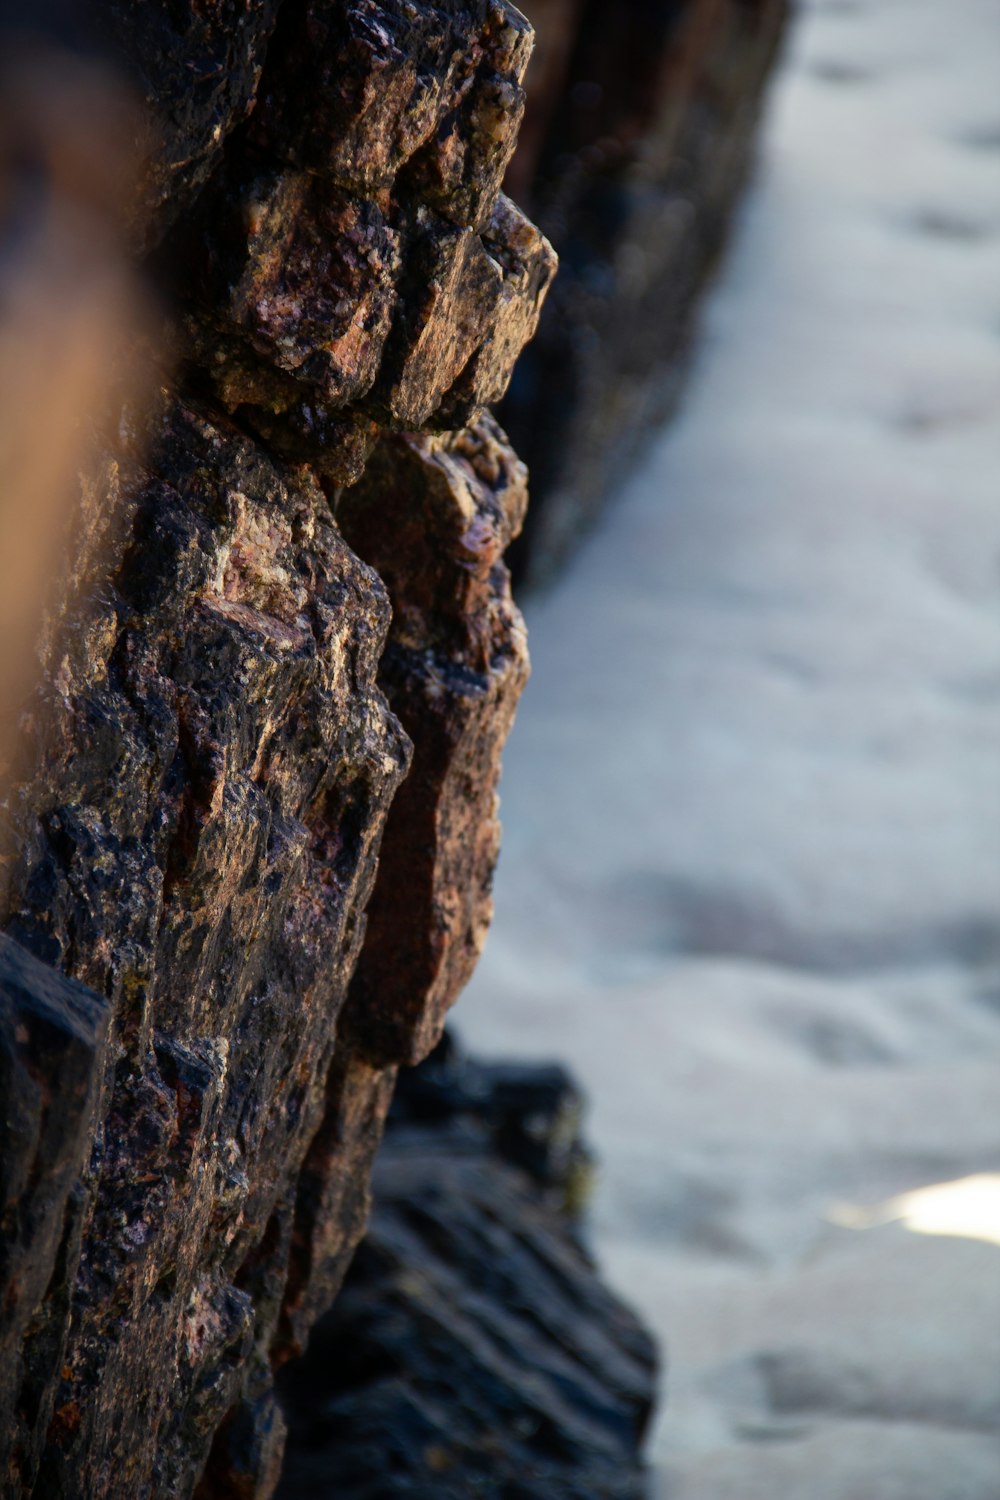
0,5,553,1496
0,0,791,1492
499,0,790,581
276,1034,657,1499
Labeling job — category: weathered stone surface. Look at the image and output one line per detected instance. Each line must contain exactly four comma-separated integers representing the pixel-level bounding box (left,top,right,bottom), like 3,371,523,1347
181,168,555,440
0,398,411,1498
500,0,790,582
97,0,282,248
251,0,532,223
400,3,533,230
0,1,559,1494
337,414,529,1066
217,171,401,403
0,935,110,1495
436,191,558,423
377,210,508,428
275,1048,399,1357
169,2,556,448
276,1035,657,1499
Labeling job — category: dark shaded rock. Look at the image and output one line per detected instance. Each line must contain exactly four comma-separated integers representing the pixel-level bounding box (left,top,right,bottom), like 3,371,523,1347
271,1049,400,1361
277,1035,657,1500
500,0,790,582
96,0,282,250
385,1028,592,1201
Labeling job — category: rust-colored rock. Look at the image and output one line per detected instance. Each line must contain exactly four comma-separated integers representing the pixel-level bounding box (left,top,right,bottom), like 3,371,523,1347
0,2,552,1497
338,414,530,1065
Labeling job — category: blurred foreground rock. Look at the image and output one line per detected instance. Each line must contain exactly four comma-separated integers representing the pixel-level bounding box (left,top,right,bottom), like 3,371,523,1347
277,1034,657,1500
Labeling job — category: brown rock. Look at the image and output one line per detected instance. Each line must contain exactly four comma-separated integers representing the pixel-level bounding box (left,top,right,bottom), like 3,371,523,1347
0,399,411,1497
0,1,555,1494
436,191,558,423
172,3,554,448
183,176,554,439
377,210,506,427
401,1,534,230
224,172,401,403
337,414,529,1066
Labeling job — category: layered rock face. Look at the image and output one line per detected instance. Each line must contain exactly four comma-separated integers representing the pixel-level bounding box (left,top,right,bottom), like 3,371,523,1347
0,5,553,1497
499,0,789,581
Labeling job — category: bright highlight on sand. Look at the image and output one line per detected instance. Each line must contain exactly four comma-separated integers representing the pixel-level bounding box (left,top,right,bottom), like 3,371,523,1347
828,1176,1000,1248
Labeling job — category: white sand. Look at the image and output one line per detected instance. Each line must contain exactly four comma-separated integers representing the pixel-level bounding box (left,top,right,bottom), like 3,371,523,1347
457,0,1000,1493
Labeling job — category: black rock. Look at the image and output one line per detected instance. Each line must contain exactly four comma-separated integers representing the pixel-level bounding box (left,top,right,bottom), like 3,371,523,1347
276,1037,658,1500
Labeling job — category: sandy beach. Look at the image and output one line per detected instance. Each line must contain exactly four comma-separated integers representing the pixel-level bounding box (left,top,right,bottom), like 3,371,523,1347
457,0,1000,1493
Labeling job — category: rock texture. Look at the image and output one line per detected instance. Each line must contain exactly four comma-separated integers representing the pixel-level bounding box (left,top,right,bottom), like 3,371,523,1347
276,1035,657,1499
336,417,529,1067
1,394,415,1500
0,935,111,1496
173,0,556,470
457,5,1000,1497
499,0,789,582
0,4,552,1497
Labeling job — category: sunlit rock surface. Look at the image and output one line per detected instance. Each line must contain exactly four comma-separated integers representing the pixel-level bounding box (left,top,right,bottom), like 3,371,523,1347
0,3,550,1495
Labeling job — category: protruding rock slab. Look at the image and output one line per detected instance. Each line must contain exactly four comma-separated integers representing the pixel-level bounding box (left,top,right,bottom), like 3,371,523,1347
183,167,555,443
176,1,556,451
338,414,530,1066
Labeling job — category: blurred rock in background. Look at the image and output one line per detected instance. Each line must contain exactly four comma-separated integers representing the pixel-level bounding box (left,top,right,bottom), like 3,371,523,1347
501,0,789,583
